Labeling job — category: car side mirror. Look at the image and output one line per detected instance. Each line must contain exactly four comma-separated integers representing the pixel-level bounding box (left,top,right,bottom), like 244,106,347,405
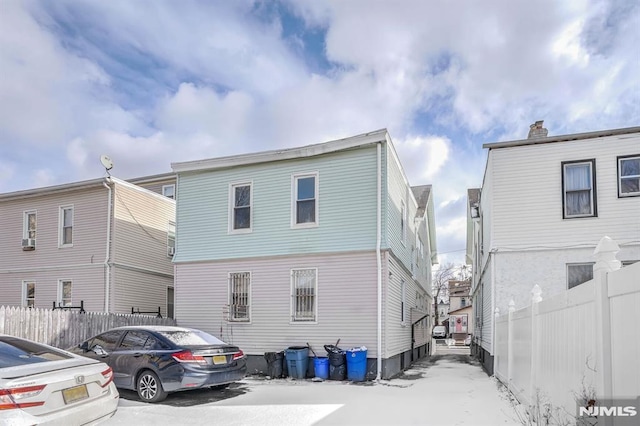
79,341,89,352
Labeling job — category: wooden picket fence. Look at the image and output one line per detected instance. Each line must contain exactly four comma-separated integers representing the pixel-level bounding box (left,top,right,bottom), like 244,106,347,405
0,305,176,350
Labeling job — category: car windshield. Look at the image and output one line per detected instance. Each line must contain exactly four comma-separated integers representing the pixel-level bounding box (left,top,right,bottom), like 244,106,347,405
0,338,71,368
156,330,225,346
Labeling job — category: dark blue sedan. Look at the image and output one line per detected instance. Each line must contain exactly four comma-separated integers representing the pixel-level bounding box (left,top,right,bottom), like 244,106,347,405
70,326,246,403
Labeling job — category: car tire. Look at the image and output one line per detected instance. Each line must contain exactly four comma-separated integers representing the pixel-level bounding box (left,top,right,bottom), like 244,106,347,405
137,370,167,403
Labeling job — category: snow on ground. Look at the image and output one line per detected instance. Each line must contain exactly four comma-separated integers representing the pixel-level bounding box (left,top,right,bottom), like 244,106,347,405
105,354,522,426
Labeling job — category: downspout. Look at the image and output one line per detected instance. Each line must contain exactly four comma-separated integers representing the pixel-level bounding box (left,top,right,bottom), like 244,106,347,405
102,178,112,313
376,142,382,381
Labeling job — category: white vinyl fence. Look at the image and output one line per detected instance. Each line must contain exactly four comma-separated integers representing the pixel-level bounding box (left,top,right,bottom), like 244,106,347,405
493,237,640,421
0,306,176,350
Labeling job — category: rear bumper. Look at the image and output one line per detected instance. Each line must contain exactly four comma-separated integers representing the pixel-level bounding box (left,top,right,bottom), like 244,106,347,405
163,359,247,392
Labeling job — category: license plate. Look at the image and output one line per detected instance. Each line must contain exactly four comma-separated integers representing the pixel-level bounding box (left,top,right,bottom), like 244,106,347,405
62,384,89,404
212,355,227,365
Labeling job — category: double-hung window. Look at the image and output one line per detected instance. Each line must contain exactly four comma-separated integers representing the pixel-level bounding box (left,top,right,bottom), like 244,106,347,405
291,269,317,321
562,160,597,218
229,272,250,321
292,173,318,227
23,281,35,308
24,210,36,240
618,155,640,197
162,184,176,199
59,205,74,246
230,183,252,232
58,280,72,307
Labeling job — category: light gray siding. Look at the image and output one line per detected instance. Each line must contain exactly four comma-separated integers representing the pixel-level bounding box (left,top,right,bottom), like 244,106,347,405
112,267,173,317
175,146,379,262
0,185,110,309
175,251,378,356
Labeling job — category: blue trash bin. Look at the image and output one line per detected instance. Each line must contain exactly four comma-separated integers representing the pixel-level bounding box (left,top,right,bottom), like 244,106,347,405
314,357,329,379
284,346,309,379
346,347,368,382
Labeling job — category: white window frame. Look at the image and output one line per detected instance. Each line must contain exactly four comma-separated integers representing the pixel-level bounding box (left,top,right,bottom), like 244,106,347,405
58,279,72,307
291,268,318,323
23,210,37,240
59,205,74,247
22,281,35,308
229,182,253,234
562,160,597,219
228,272,251,322
291,172,319,228
162,184,176,199
618,155,640,198
167,221,176,257
567,263,595,289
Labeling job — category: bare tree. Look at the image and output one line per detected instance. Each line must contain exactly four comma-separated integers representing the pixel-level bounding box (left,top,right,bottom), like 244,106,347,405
431,263,457,326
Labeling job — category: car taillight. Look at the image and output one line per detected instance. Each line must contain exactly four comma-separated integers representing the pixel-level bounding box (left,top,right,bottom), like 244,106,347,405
0,385,46,410
232,349,244,360
172,350,206,364
100,367,114,387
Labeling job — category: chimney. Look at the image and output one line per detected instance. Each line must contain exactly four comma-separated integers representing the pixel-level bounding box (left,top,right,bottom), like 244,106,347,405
527,120,548,139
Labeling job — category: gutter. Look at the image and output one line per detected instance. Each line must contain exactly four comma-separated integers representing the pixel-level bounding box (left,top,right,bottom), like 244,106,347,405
376,142,382,381
102,178,113,313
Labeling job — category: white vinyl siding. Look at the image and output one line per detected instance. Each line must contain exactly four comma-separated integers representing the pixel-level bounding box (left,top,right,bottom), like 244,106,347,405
59,205,74,246
400,201,407,245
167,221,176,257
22,281,35,308
562,160,596,218
229,272,251,322
400,280,406,323
292,173,319,228
618,155,640,197
229,182,252,233
58,279,72,307
291,268,317,322
23,210,36,240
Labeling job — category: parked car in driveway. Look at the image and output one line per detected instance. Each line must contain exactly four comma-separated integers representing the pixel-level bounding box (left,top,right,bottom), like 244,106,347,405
0,334,118,425
432,325,447,338
69,326,247,403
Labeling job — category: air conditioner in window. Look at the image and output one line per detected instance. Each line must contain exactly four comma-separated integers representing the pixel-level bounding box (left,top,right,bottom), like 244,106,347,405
167,247,175,256
22,238,36,250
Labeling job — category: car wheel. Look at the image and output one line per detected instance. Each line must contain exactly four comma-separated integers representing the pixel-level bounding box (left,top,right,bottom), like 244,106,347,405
137,370,167,403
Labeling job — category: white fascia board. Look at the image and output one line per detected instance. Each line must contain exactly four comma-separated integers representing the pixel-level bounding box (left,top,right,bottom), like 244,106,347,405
171,129,388,173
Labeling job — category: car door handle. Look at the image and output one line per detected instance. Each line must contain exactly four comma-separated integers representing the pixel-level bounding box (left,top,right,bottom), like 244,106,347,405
133,352,143,357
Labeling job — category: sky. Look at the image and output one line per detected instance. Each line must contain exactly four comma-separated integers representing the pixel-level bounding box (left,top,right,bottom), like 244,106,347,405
1,0,638,267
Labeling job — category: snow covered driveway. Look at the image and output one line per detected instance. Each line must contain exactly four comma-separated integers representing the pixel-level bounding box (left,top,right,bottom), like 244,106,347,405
104,354,520,426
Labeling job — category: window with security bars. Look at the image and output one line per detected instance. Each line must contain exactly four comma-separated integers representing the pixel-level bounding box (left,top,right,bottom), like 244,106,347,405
292,269,317,321
229,272,250,321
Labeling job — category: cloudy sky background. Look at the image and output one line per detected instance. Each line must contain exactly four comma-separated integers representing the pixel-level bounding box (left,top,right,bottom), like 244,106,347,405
1,0,638,266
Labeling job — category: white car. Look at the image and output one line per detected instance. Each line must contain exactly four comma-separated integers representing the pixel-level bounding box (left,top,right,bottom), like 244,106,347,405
0,334,119,425
432,326,447,338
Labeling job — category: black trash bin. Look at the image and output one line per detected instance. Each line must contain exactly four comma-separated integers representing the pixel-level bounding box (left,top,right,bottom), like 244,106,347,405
324,345,346,380
264,351,284,378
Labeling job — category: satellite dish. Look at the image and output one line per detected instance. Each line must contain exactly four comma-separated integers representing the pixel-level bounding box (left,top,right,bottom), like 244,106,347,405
100,155,114,171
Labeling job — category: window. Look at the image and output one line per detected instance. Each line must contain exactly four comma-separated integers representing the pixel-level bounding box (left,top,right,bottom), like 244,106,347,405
567,263,594,289
59,205,74,245
461,297,466,307
89,331,123,352
162,184,176,199
291,269,317,321
58,280,72,307
400,280,406,322
618,155,640,197
229,272,250,322
167,221,176,257
230,183,252,232
22,281,35,308
562,160,597,218
292,173,318,227
23,210,36,240
400,201,407,244
118,331,157,350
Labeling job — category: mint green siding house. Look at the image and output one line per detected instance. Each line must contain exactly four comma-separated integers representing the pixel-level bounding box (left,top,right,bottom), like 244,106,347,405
171,130,438,379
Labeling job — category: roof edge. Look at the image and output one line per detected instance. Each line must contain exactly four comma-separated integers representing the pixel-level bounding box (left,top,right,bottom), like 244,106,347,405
483,126,640,150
